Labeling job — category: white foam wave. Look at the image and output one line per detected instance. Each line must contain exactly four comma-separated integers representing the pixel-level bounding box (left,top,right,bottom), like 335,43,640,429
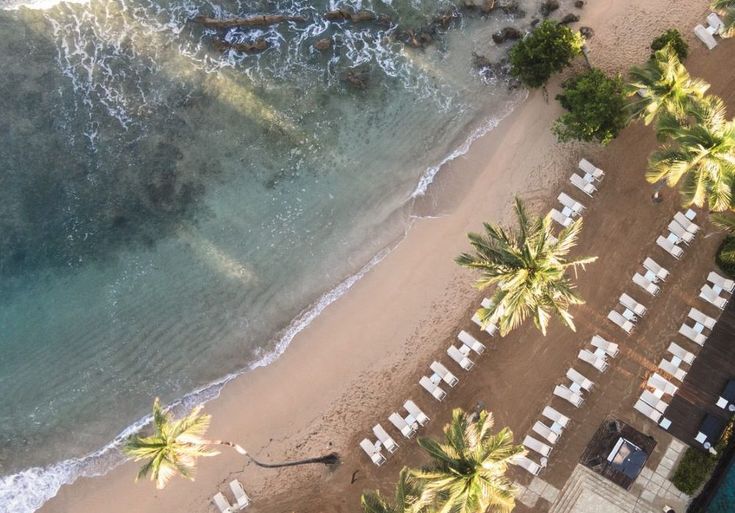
1,0,88,12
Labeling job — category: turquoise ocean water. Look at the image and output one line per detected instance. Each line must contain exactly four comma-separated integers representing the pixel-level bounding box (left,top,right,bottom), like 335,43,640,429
0,0,558,510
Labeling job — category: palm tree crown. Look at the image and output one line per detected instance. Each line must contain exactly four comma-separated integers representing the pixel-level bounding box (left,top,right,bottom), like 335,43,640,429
410,408,524,513
361,468,421,513
712,0,735,37
647,96,735,211
627,45,710,126
456,198,596,336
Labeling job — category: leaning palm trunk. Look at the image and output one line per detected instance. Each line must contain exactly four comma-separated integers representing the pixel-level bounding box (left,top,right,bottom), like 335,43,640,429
200,438,338,468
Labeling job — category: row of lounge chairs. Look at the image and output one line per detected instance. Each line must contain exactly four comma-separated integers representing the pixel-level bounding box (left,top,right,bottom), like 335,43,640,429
360,399,431,466
656,209,698,259
511,406,571,476
700,271,734,310
569,159,604,198
695,12,726,50
212,480,251,513
633,257,670,297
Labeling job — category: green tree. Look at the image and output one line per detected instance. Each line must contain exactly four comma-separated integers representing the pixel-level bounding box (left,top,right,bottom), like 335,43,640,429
553,68,628,144
124,398,338,489
648,96,735,211
456,198,597,336
627,45,709,126
361,468,421,513
410,408,523,513
650,29,689,60
509,20,583,88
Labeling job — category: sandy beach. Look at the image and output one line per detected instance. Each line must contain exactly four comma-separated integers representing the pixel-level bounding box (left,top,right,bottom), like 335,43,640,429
39,1,735,512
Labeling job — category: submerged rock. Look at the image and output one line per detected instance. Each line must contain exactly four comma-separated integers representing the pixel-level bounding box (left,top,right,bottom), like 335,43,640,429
342,69,370,90
492,26,522,44
540,0,559,17
192,15,307,28
560,13,580,24
500,0,525,17
213,38,269,53
314,38,332,51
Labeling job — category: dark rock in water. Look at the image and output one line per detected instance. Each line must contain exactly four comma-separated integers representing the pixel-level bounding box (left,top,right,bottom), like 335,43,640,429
351,10,377,23
314,38,331,51
531,17,540,26
539,0,559,17
342,69,370,90
473,54,511,81
324,8,352,21
395,28,434,49
580,26,594,39
508,78,522,91
574,0,585,8
213,38,269,53
432,8,460,30
192,15,307,28
324,8,381,24
492,26,523,44
480,0,496,14
560,13,580,24
500,0,525,17
472,52,492,70
377,14,393,28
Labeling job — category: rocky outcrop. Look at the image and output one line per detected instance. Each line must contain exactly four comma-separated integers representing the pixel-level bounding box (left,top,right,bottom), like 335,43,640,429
492,26,522,44
560,13,580,24
539,0,559,17
193,15,307,28
580,26,594,39
213,38,269,53
323,9,390,25
313,38,331,51
342,68,370,90
574,0,585,8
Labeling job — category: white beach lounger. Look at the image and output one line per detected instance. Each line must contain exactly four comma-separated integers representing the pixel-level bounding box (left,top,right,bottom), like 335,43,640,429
641,390,669,413
570,173,596,197
373,424,399,453
648,372,679,396
619,293,646,317
659,358,687,382
694,24,718,49
635,399,663,423
579,158,604,182
674,212,700,234
360,438,387,466
578,349,608,372
700,285,727,309
679,323,707,346
567,368,594,392
689,307,716,330
389,413,417,439
511,454,542,476
708,271,735,293
608,310,634,334
229,480,251,510
447,345,475,371
404,400,430,426
643,257,669,282
471,309,497,336
533,420,560,445
554,385,584,407
213,492,235,513
558,192,585,216
657,236,684,259
430,361,459,387
707,12,725,34
591,335,619,357
550,208,572,228
668,221,695,244
420,376,446,401
523,435,552,457
542,406,570,433
458,330,486,355
668,341,695,365
633,272,660,296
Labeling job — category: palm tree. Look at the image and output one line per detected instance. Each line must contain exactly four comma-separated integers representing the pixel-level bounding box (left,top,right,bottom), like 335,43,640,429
456,197,597,336
627,45,710,126
124,398,339,489
712,0,735,38
361,468,421,513
410,408,523,513
647,96,735,211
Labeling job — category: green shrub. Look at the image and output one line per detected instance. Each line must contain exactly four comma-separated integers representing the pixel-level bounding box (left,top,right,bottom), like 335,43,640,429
552,68,628,144
651,29,689,61
509,20,584,88
716,236,735,278
671,447,716,494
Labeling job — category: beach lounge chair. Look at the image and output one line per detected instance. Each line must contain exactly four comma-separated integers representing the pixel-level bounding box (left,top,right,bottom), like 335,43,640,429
532,420,560,445
635,399,663,423
558,192,585,216
550,208,572,228
458,330,486,355
229,480,251,510
668,221,695,244
619,293,646,317
633,272,660,296
674,212,700,234
554,384,584,407
656,236,684,259
471,309,498,336
643,257,669,282
648,372,678,396
542,406,570,434
373,424,399,453
404,400,430,426
578,349,608,372
667,342,695,365
447,345,475,371
419,376,446,401
360,438,387,466
567,368,594,392
213,492,235,513
700,285,727,309
679,322,707,346
511,454,542,476
689,307,716,330
659,358,687,382
707,12,725,34
591,335,619,357
430,361,459,387
523,435,552,457
579,158,604,182
570,173,596,197
708,271,735,293
389,413,417,439
641,390,669,413
694,24,718,49
608,310,634,334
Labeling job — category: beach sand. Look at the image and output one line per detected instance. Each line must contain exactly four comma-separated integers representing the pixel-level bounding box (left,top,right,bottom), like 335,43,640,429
39,1,735,512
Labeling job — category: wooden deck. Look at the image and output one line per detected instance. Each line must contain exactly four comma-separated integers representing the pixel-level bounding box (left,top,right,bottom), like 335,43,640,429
666,299,735,446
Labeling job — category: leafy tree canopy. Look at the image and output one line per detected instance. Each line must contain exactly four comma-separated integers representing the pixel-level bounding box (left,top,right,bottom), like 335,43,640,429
650,29,689,60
